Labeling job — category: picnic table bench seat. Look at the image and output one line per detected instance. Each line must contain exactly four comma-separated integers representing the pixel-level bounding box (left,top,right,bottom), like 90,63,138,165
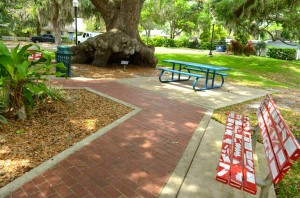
216,94,300,198
158,68,206,91
184,66,228,88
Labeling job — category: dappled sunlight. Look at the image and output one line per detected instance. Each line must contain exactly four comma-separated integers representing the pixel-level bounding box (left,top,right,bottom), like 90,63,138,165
128,170,150,182
118,76,268,109
0,159,31,173
215,140,222,148
0,146,10,155
184,122,198,128
142,151,154,159
141,140,152,148
69,118,98,130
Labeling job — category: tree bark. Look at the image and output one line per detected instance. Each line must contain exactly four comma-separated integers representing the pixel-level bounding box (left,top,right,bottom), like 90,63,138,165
52,0,62,45
71,0,157,67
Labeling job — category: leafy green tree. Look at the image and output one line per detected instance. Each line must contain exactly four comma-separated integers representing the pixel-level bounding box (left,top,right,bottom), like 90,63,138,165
37,0,73,45
78,0,105,31
0,0,36,36
151,0,203,39
140,0,157,39
212,0,300,43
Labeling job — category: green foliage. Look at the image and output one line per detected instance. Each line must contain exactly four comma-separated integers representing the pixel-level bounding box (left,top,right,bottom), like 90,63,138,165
213,0,300,42
175,38,189,47
267,47,297,60
164,39,176,47
145,0,203,39
153,36,166,47
234,29,250,46
141,36,188,48
200,29,211,42
199,42,216,50
0,41,66,120
0,114,7,124
45,84,68,102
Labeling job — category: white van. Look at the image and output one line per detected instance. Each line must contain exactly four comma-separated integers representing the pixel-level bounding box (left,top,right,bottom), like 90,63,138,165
77,32,100,44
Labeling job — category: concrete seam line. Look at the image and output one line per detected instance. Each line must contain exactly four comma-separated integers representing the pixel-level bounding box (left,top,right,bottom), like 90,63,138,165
158,108,214,198
0,87,141,197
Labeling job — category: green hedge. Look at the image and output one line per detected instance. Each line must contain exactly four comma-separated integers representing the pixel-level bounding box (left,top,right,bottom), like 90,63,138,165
140,36,218,50
267,47,297,60
141,36,189,48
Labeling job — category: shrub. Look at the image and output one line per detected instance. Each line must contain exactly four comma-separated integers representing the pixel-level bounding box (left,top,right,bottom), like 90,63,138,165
243,40,256,56
153,36,166,47
0,41,66,120
188,38,199,49
267,47,297,60
230,40,243,55
164,38,176,47
199,42,216,50
175,38,189,47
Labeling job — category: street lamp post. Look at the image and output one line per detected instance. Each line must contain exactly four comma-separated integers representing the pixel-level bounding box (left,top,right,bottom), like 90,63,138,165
209,19,216,56
73,0,78,46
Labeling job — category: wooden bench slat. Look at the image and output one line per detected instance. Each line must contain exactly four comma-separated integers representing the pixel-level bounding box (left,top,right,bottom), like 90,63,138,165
257,108,284,185
242,117,257,195
229,114,243,190
216,113,234,184
261,101,292,173
216,113,257,195
256,94,300,185
265,95,300,161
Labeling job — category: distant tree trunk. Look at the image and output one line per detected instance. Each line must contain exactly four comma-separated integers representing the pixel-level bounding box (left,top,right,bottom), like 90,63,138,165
71,0,157,67
52,1,62,45
36,19,41,36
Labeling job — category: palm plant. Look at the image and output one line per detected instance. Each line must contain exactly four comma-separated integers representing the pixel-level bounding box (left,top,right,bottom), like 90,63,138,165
0,41,65,120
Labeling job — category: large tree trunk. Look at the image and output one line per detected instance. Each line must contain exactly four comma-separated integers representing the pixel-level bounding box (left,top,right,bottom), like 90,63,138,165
71,0,157,67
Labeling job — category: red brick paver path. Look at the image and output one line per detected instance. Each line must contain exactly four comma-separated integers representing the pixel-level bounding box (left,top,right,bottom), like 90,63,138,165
6,79,206,198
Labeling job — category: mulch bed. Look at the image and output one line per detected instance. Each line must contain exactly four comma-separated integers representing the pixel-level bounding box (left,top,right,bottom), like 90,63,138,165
0,64,159,188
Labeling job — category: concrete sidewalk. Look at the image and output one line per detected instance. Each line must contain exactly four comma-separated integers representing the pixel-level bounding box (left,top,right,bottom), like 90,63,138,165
1,77,276,198
118,77,276,198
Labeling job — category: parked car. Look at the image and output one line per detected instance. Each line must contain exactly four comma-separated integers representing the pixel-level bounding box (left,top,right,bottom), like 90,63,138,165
30,34,55,43
77,32,101,44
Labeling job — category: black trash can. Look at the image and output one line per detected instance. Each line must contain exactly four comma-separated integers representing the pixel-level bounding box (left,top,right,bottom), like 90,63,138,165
55,46,72,77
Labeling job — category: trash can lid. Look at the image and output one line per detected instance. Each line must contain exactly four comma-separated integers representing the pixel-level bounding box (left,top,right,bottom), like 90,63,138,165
57,46,71,52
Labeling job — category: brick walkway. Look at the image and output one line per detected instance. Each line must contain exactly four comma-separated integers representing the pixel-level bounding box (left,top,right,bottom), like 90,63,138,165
6,79,206,198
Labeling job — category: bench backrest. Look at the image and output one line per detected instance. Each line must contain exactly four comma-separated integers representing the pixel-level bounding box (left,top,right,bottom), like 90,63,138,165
256,94,300,185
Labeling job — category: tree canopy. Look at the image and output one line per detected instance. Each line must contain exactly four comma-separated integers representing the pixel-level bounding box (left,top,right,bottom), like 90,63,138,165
212,0,300,42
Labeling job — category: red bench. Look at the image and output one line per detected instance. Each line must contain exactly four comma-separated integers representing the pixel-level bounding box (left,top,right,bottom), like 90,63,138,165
28,51,43,61
216,94,300,197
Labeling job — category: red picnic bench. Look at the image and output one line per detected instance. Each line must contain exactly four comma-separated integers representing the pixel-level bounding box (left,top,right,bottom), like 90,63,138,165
216,94,300,197
28,51,43,61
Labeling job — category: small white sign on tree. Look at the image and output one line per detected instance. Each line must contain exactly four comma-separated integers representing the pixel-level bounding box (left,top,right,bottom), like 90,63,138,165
121,60,129,70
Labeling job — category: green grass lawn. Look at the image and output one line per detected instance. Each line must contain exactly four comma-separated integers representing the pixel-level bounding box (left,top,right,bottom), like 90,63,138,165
155,53,300,90
155,52,300,198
